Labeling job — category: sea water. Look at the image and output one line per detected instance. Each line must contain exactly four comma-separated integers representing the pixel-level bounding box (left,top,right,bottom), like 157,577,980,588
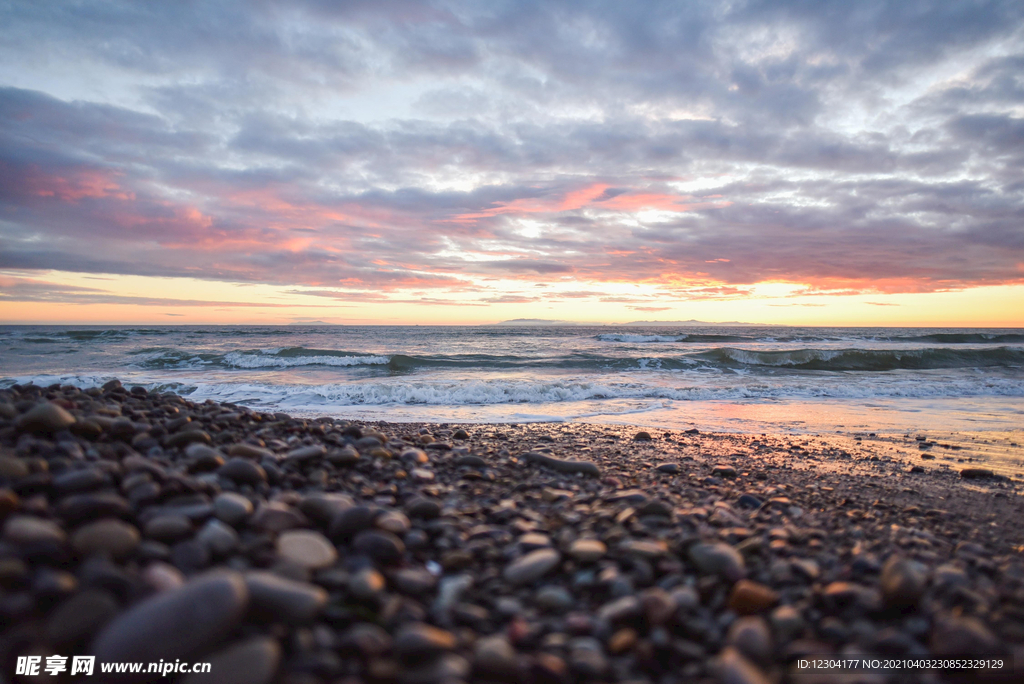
1,325,1022,438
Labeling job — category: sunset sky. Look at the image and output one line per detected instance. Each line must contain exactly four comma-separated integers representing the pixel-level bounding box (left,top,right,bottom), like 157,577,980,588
1,1,1023,326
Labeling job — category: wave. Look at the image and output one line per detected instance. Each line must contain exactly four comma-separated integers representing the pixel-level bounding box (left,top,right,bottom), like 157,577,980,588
125,344,1024,373
695,346,1024,371
895,333,1024,344
174,372,1024,408
597,333,748,343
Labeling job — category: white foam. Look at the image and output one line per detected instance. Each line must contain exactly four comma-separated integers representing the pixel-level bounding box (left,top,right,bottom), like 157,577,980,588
597,333,685,343
222,352,391,369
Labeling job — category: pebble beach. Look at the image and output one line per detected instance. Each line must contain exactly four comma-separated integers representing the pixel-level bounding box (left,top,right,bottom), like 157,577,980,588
2,380,1023,683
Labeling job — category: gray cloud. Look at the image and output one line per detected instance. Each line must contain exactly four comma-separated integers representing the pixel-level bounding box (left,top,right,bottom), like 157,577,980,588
0,0,1022,300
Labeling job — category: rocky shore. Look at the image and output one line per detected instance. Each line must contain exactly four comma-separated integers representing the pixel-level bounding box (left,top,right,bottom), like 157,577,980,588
1,380,1022,683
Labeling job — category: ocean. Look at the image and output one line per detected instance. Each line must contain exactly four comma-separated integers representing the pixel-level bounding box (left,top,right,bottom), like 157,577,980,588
2,325,1023,441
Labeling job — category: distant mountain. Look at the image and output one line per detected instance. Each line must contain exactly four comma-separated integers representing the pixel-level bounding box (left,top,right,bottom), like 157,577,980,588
288,320,332,325
491,319,592,326
625,319,773,326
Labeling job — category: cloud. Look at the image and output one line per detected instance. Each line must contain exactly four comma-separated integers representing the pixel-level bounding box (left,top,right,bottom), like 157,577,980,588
0,0,1022,305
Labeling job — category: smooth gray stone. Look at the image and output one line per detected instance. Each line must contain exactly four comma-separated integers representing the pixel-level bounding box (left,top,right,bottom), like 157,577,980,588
689,542,746,582
522,451,600,477
46,589,120,645
72,519,140,560
352,530,405,563
3,515,67,545
196,519,239,557
473,635,520,679
880,556,929,608
286,444,326,461
218,458,266,485
504,548,561,585
245,571,327,624
180,636,281,684
298,493,354,524
16,402,76,434
393,622,457,662
92,571,249,682
213,493,253,526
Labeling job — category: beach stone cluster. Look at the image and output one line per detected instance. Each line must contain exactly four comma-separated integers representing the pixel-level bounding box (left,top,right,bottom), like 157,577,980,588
0,380,1022,683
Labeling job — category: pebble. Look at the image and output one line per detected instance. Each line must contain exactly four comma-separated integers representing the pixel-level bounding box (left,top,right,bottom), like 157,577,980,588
736,494,762,509
608,627,637,654
276,530,337,569
504,548,561,585
72,519,140,559
535,585,575,612
930,615,999,657
52,467,106,492
376,510,411,534
689,542,746,581
640,587,677,624
144,514,193,542
717,646,771,684
728,616,772,662
286,444,326,461
353,530,405,564
249,502,304,532
299,492,355,523
394,622,457,662
349,567,386,599
960,467,994,479
568,637,608,678
597,595,641,623
770,604,805,640
245,571,328,624
92,571,249,669
180,636,281,684
728,580,779,614
655,462,680,473
3,515,67,545
712,464,738,478
58,492,130,523
46,589,121,645
568,538,606,563
880,556,929,608
330,504,378,540
393,567,438,594
165,429,212,448
213,492,253,526
16,402,76,434
522,451,600,477
196,519,239,556
228,443,274,459
218,458,267,485
473,635,519,679
405,497,441,519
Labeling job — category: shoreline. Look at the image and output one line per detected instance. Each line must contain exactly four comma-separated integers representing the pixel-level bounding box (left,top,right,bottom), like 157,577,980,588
1,380,1022,682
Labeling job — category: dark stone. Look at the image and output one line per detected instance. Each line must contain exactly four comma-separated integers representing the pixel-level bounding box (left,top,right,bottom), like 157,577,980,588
245,571,327,624
218,458,267,485
330,505,378,540
352,530,405,564
522,451,600,477
405,497,441,519
180,636,281,684
393,622,457,663
91,571,249,681
46,589,120,646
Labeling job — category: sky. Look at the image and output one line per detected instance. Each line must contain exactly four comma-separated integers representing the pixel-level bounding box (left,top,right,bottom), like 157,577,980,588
1,0,1023,326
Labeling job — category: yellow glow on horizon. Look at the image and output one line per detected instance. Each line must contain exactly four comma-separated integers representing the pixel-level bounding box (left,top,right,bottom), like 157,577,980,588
0,270,1021,326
